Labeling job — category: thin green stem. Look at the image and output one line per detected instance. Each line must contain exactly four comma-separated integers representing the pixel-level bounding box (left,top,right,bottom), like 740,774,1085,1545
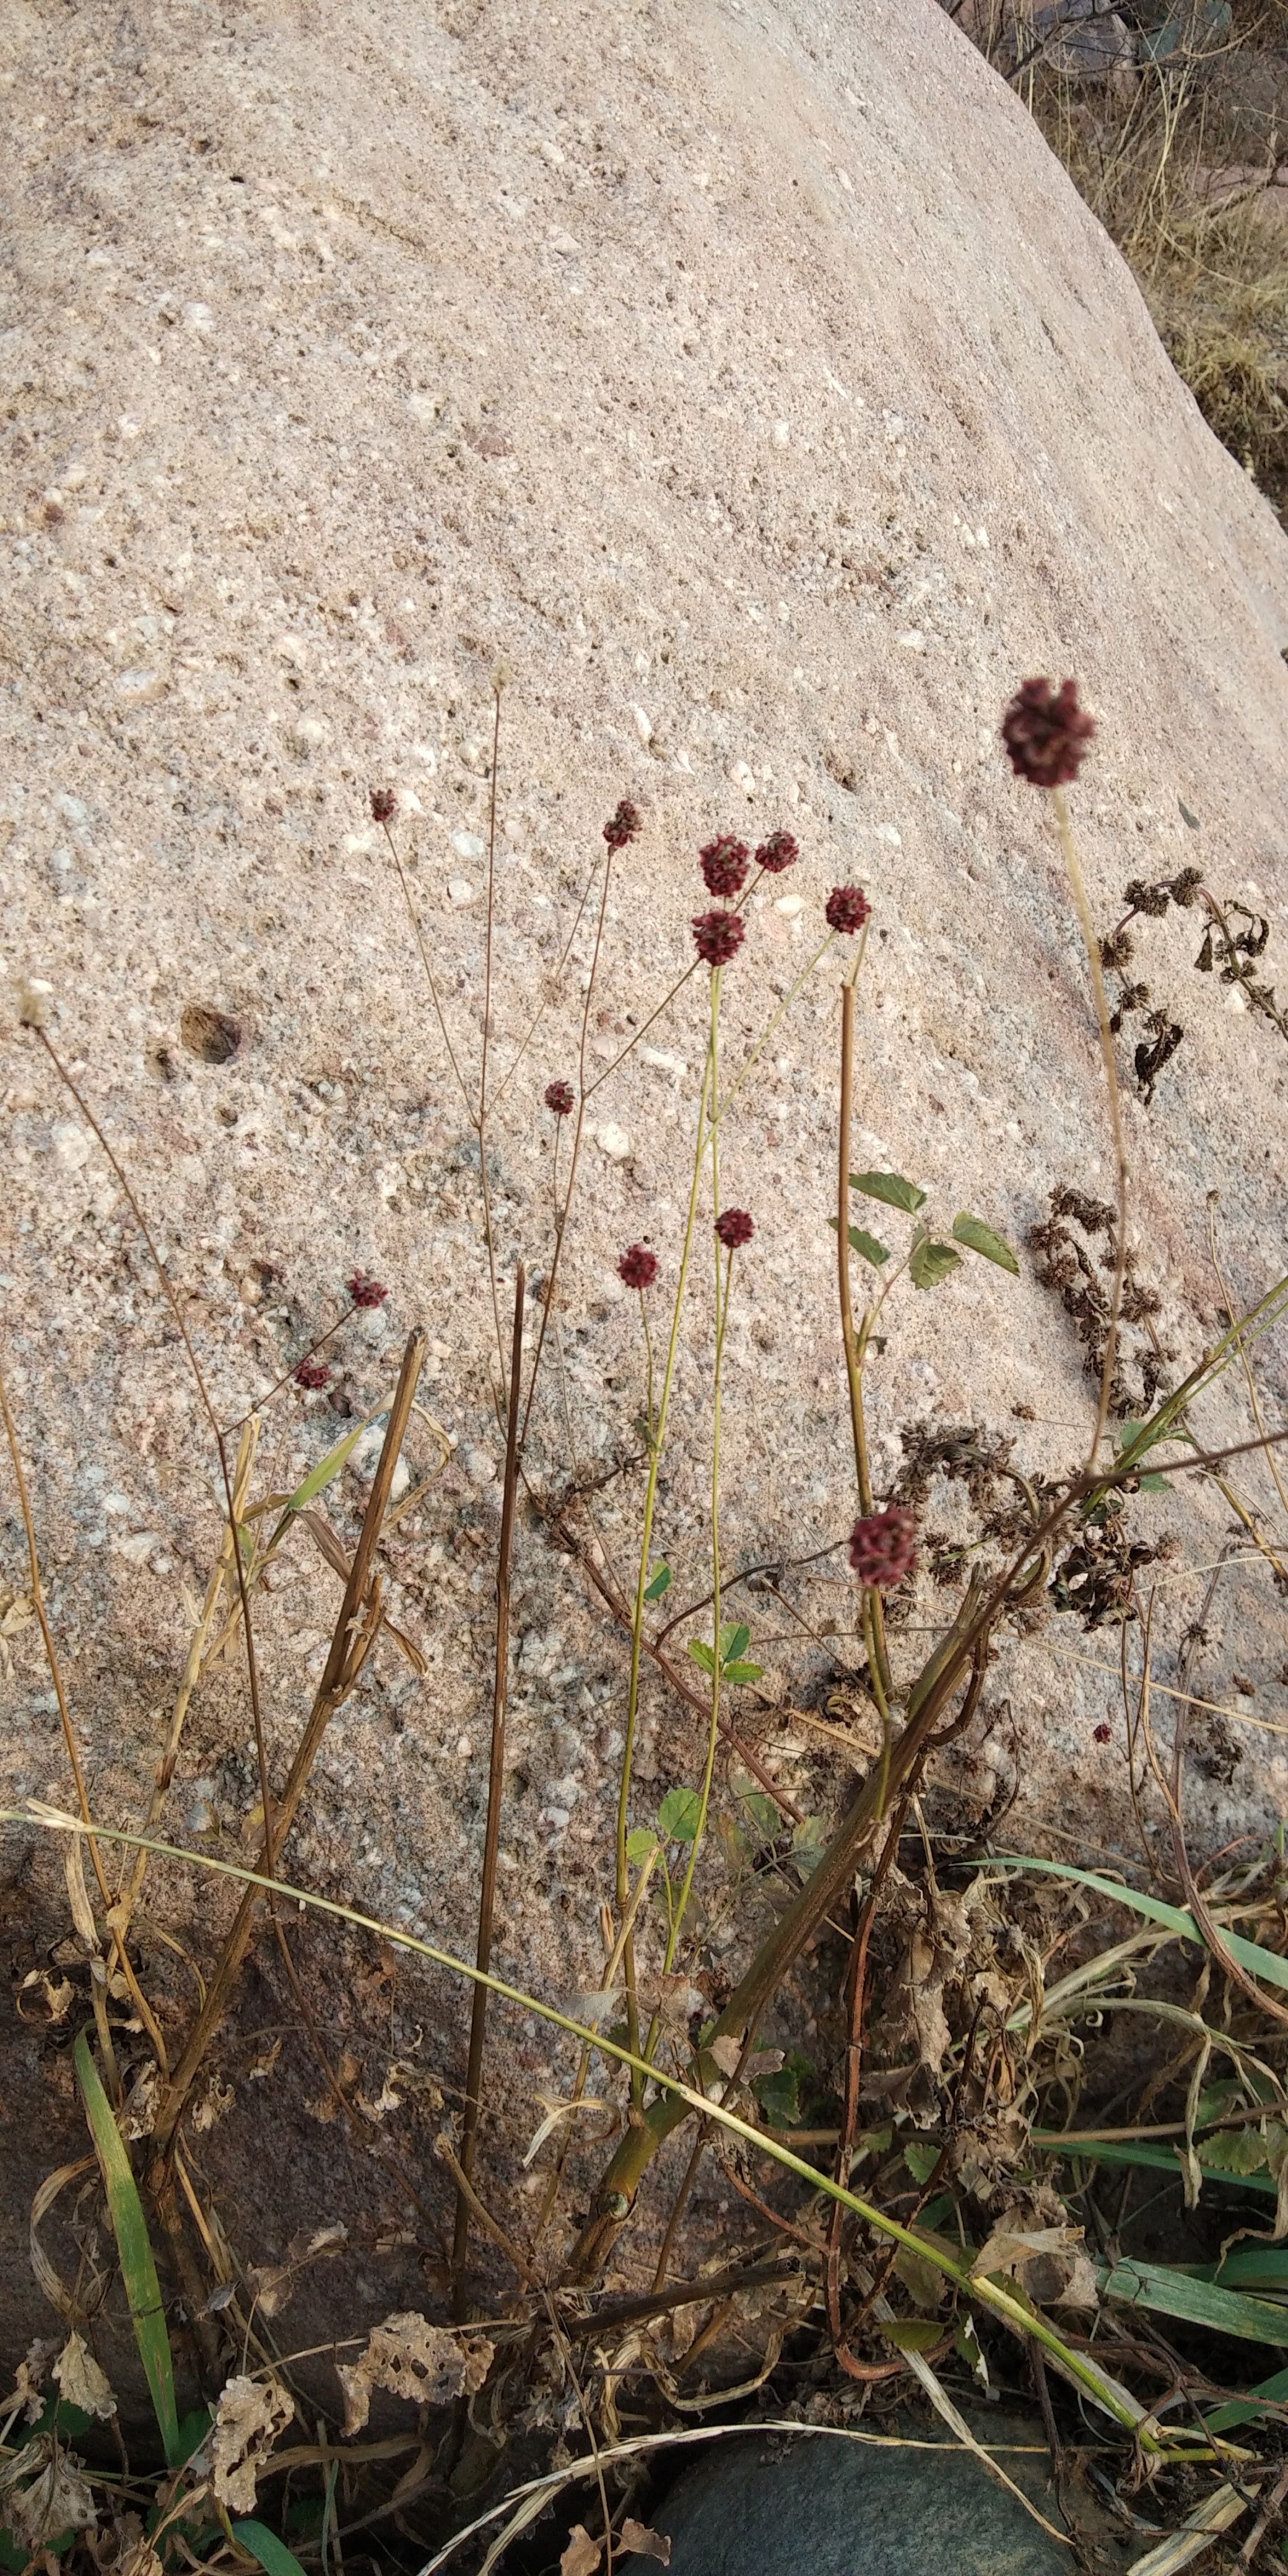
666,977,729,1972
712,930,837,1128
640,1290,656,1451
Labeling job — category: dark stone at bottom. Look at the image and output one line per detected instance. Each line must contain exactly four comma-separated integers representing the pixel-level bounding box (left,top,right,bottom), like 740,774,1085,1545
655,2429,1068,2575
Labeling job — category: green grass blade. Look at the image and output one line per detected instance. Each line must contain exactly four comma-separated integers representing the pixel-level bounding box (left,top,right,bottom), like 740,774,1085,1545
1100,2256,1288,2348
1204,2363,1288,2432
74,2029,180,2463
1033,2133,1277,2195
230,2522,309,2576
990,1856,1288,1993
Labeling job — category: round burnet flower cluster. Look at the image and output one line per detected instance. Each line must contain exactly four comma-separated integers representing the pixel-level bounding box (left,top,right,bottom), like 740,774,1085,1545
715,1208,754,1250
295,1357,331,1391
604,798,643,850
544,1079,575,1117
825,885,871,936
848,1507,918,1590
692,908,746,968
755,829,799,874
347,1271,389,1310
699,834,751,899
1001,677,1095,788
369,786,397,824
618,1243,658,1291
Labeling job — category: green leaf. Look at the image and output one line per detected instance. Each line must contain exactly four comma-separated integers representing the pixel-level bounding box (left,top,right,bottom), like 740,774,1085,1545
951,1212,1019,1276
230,2523,310,2576
285,1411,383,1513
657,1787,703,1844
827,1217,890,1265
734,1782,780,1844
850,1170,926,1214
75,2030,180,2465
881,2317,946,2352
625,1827,660,1866
908,1237,961,1292
1196,2127,1271,2175
989,1856,1288,1993
721,1660,764,1687
686,1638,717,1676
1100,2256,1288,2348
791,1815,829,1879
718,1622,751,1665
643,1563,672,1603
903,2139,941,2185
1035,2133,1277,2196
173,2407,214,2468
1206,2363,1288,2433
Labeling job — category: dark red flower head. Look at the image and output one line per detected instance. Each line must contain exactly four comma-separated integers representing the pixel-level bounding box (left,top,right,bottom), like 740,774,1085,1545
699,834,751,899
1093,1722,1112,1744
825,885,870,936
347,1271,389,1310
544,1079,575,1117
369,786,397,824
295,1357,332,1391
848,1507,918,1590
692,908,746,968
604,798,642,850
1001,677,1095,788
755,829,799,875
618,1243,658,1291
715,1208,754,1250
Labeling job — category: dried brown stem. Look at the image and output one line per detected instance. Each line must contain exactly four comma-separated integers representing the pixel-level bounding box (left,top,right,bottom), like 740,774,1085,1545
149,1328,425,2165
453,1269,524,2315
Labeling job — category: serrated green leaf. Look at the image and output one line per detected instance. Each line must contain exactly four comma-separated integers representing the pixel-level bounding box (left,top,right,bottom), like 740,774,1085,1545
643,1563,672,1602
658,1786,703,1843
718,1622,751,1664
951,1212,1019,1276
908,1237,961,1292
75,2030,180,2465
1196,2127,1270,2176
625,1827,660,1865
721,1660,763,1686
903,2139,941,2185
230,2523,309,2576
850,1169,926,1214
686,1638,717,1676
827,1217,890,1264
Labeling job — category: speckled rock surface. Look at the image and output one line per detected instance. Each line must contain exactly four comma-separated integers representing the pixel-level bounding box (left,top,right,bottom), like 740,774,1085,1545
656,2430,1069,2576
2,0,1288,2347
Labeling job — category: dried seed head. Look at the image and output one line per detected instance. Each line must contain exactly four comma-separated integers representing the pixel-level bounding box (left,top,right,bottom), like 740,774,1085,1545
1123,877,1172,918
369,786,397,824
604,798,642,850
1001,677,1095,788
15,976,54,1029
715,1208,754,1249
347,1271,389,1309
617,1242,658,1291
544,1079,575,1117
699,834,751,898
692,908,746,967
755,829,799,875
1170,866,1204,907
825,885,870,936
295,1358,331,1391
1100,929,1135,973
848,1507,918,1590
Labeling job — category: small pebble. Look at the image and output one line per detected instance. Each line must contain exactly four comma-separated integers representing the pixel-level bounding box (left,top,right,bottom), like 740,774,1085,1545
447,877,477,907
596,1122,631,1160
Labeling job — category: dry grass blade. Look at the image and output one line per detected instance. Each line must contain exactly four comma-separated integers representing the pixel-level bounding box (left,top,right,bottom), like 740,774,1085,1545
1125,2476,1263,2576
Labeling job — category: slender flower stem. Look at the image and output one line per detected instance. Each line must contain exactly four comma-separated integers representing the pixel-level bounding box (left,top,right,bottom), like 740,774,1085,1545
640,1289,656,1450
836,952,893,1709
616,1032,717,2082
712,929,836,1127
1051,785,1129,1473
517,848,614,1453
666,1086,732,1971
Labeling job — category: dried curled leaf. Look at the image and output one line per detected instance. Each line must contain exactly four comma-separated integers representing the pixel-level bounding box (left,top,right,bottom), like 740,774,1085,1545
335,2312,494,2438
560,2528,602,2576
53,2333,116,2421
210,2374,293,2512
1,2439,97,2544
621,2520,671,2564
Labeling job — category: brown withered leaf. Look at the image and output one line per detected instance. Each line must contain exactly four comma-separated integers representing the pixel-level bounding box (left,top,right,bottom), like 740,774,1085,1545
53,2334,116,2420
210,2374,293,2511
560,2527,601,2576
335,2313,494,2437
1,2439,96,2544
621,2520,671,2563
247,2224,347,2320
